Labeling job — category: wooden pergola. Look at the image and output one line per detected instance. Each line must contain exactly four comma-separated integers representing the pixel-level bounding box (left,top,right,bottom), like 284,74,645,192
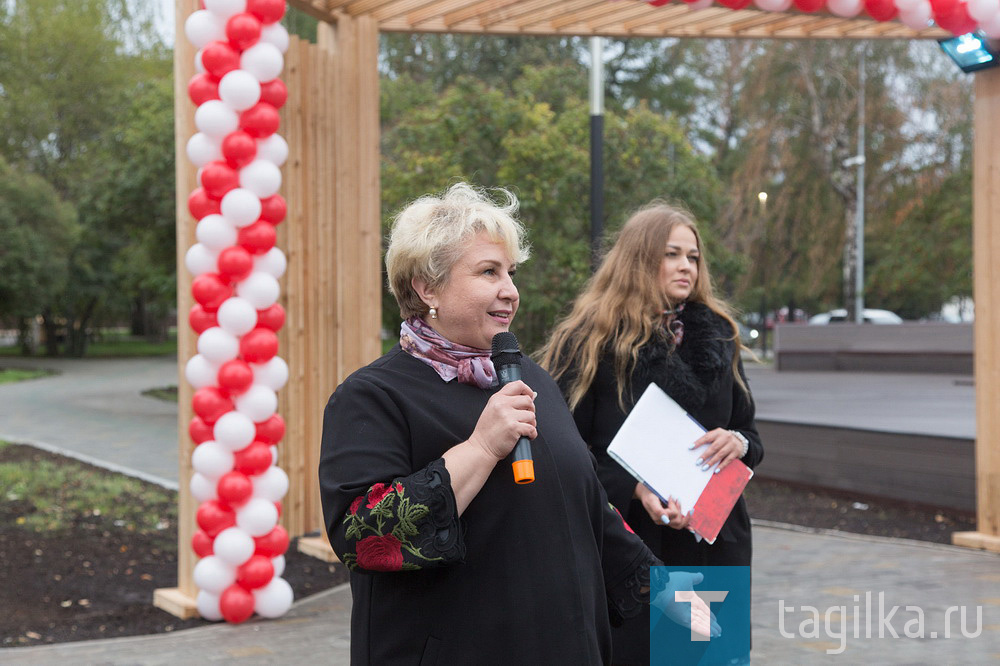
161,0,1000,617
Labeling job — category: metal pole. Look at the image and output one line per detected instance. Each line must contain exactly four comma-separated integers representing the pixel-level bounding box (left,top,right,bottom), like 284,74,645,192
589,36,604,271
854,48,866,323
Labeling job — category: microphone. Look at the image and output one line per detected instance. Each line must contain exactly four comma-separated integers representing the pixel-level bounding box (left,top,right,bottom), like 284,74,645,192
490,331,535,485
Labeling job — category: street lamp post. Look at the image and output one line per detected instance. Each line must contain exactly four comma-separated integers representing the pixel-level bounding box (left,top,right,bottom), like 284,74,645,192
758,191,768,357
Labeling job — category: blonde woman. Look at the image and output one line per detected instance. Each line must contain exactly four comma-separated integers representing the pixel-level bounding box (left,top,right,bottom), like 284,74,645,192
541,202,762,665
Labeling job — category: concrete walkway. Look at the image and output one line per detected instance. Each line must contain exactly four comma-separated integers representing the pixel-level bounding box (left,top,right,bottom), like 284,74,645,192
1,357,997,663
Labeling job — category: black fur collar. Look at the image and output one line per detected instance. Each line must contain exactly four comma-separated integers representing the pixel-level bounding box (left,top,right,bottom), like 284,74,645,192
628,302,733,414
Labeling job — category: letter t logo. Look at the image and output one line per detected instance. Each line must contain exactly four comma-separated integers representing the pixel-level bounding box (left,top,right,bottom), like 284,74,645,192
675,590,728,641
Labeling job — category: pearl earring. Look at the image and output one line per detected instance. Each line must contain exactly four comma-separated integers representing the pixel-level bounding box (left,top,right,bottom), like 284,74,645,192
429,307,438,319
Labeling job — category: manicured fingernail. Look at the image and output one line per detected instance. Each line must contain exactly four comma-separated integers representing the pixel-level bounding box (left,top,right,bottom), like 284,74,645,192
695,458,703,465
532,391,538,399
661,515,669,524
714,467,721,474
688,444,696,450
701,464,710,471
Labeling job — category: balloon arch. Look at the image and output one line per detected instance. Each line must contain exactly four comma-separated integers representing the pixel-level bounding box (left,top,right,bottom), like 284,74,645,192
157,0,1000,622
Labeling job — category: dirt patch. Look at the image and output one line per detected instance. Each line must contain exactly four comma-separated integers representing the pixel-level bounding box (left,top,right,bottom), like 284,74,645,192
0,443,348,647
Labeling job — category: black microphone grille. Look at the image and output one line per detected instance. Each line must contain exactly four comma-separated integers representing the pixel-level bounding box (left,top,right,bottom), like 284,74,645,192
491,331,521,361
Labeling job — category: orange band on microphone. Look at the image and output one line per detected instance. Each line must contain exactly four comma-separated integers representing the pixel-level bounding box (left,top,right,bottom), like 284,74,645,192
512,459,535,484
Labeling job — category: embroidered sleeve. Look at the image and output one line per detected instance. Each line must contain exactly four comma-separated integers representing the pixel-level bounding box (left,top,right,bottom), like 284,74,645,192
337,458,464,573
604,502,663,625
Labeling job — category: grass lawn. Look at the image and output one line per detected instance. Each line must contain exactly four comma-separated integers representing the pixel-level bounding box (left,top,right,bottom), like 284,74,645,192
0,335,177,359
0,368,53,384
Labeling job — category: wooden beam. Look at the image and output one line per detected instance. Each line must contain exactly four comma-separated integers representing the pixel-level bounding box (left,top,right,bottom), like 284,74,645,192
954,66,1000,554
154,0,201,620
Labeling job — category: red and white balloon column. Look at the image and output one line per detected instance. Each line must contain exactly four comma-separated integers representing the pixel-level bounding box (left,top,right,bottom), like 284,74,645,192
182,0,293,624
650,0,1000,36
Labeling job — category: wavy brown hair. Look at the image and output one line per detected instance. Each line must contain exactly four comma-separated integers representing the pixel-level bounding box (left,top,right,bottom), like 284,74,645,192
538,201,747,411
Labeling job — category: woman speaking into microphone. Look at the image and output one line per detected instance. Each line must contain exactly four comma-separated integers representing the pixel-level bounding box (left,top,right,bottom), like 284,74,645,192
319,183,713,665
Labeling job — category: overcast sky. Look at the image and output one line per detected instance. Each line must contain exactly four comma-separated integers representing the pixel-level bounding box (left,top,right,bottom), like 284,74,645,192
157,0,176,45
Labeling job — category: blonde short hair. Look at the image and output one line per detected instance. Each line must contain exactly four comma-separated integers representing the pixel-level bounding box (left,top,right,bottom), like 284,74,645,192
386,183,531,319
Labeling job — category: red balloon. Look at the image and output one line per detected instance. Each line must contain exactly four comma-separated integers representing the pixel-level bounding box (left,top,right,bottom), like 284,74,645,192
864,0,897,20
202,40,241,79
189,304,218,334
237,554,275,590
240,102,280,139
200,161,240,200
188,72,220,106
192,273,233,312
793,0,826,10
192,529,214,558
234,441,273,475
717,0,752,7
256,303,286,331
217,359,255,394
274,500,282,518
259,79,287,109
226,12,262,50
189,187,222,220
192,386,235,424
220,584,255,623
254,525,290,558
259,194,286,225
189,415,215,444
217,246,254,282
247,0,286,24
217,471,254,506
255,414,285,444
221,130,257,168
933,0,977,34
196,499,236,537
238,220,277,255
240,327,279,364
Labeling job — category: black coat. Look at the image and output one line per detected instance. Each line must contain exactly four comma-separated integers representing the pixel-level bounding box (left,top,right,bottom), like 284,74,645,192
560,302,762,664
320,346,657,665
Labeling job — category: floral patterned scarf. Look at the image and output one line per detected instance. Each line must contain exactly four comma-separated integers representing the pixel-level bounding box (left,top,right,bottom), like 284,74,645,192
662,302,686,347
399,317,496,389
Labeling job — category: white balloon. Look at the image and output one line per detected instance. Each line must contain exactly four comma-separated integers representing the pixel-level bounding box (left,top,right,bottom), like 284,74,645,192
253,576,293,618
219,69,262,111
185,243,219,276
271,554,286,578
968,0,1000,21
186,354,220,389
185,10,225,49
236,271,280,309
221,188,263,227
213,527,256,566
252,465,289,502
197,589,224,621
236,497,279,536
899,0,932,28
187,132,223,167
688,0,714,8
239,159,282,198
192,440,236,479
252,356,288,391
254,247,287,278
203,0,246,20
235,384,278,422
191,472,219,502
754,0,792,9
196,214,238,252
214,411,257,451
193,555,237,594
195,48,206,75
270,445,279,466
828,0,863,15
217,296,259,336
198,326,240,363
894,0,921,11
256,134,288,166
260,22,289,53
240,42,284,82
195,100,239,139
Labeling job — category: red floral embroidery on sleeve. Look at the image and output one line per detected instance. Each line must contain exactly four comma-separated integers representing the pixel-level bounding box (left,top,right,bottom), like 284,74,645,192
611,503,636,534
366,482,393,508
356,534,404,571
349,495,363,515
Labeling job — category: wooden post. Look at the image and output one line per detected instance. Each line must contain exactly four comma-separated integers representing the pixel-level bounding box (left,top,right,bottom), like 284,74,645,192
952,67,1000,553
154,0,201,619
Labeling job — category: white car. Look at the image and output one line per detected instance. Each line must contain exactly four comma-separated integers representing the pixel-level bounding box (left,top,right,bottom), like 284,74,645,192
808,308,903,324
